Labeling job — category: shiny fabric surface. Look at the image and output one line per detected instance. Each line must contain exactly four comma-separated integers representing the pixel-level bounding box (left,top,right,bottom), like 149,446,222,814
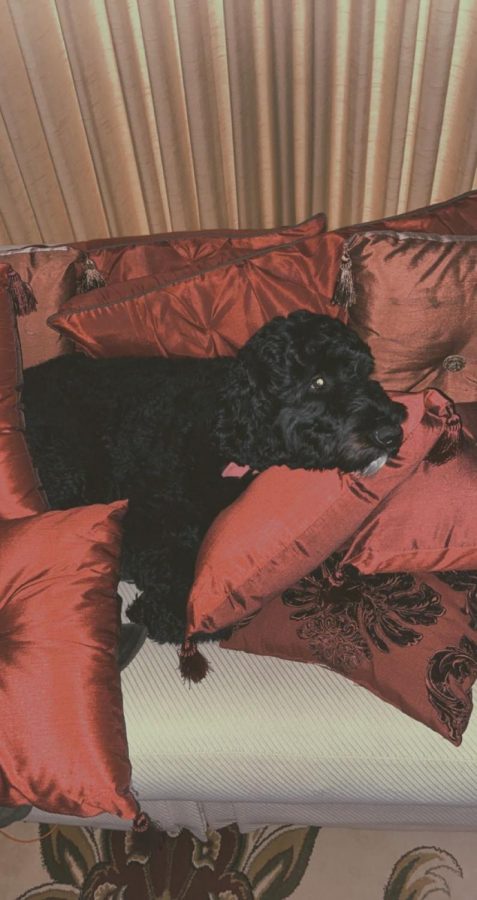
324,189,477,311
0,500,137,820
346,230,477,402
49,232,346,359
0,247,82,368
221,567,477,746
50,190,477,360
186,390,452,639
0,265,47,518
83,212,326,285
343,425,477,574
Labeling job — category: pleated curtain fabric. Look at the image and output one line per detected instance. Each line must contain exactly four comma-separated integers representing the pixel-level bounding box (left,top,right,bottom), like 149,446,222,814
1,0,477,244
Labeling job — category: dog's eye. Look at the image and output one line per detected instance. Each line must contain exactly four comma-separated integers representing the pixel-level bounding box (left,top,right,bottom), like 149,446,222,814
310,375,325,392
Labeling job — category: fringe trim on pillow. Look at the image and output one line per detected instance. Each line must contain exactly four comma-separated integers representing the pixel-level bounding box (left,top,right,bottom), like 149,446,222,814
179,638,210,684
426,408,463,466
7,270,37,316
78,253,106,293
332,247,357,310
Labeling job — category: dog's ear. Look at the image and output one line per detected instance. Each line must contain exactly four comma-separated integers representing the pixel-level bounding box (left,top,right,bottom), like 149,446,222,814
216,357,283,469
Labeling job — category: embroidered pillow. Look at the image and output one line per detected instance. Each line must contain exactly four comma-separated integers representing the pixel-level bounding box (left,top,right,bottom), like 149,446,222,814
0,264,47,518
0,246,85,368
334,231,477,402
185,391,459,642
48,231,346,358
220,557,477,745
75,212,327,285
0,500,138,820
341,424,477,574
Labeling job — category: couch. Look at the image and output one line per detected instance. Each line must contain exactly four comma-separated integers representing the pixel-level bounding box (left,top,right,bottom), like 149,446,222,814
3,191,477,836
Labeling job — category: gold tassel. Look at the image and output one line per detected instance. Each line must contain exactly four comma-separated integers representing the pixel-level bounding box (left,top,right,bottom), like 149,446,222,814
426,408,463,466
7,270,37,316
332,248,357,310
78,254,106,293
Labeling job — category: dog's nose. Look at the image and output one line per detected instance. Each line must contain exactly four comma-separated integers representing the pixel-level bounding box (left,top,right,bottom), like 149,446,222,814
373,424,403,450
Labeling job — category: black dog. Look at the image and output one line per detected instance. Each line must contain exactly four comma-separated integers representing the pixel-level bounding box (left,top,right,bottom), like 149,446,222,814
22,311,405,644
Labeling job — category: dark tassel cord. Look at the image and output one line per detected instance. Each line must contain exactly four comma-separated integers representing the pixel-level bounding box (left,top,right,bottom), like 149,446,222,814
78,254,106,293
133,810,151,832
332,248,357,310
426,409,463,466
179,639,210,684
7,270,37,316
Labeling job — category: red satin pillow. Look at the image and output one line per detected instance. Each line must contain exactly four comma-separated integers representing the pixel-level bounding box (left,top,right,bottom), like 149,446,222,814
0,247,85,368
0,500,138,820
342,426,477,574
318,188,477,310
0,265,47,518
337,231,477,402
77,212,327,285
48,231,345,358
51,191,477,360
221,559,477,745
185,391,458,640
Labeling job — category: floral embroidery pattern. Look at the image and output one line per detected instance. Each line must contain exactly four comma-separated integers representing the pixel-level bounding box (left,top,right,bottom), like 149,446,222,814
426,634,477,744
282,555,444,674
18,822,319,900
434,570,477,629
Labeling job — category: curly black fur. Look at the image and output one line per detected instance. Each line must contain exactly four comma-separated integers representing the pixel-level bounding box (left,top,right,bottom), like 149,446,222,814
22,311,406,643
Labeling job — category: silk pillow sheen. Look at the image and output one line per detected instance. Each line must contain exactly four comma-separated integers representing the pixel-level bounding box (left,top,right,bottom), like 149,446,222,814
185,390,459,641
48,230,346,358
342,426,477,574
0,264,47,518
339,230,477,402
77,211,327,285
0,501,138,820
51,190,477,359
319,188,477,310
0,247,84,368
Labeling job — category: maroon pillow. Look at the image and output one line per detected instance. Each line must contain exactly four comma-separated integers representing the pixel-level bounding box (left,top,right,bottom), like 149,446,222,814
0,263,47,518
317,188,477,310
0,246,85,368
341,421,477,574
76,212,327,285
334,230,477,402
185,391,458,641
48,230,346,358
52,190,477,361
221,556,477,745
0,501,138,819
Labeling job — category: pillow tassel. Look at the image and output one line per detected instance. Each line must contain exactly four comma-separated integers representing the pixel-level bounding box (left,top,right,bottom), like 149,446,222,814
332,248,356,310
78,254,106,293
7,270,37,316
179,638,210,684
426,409,463,466
132,809,151,832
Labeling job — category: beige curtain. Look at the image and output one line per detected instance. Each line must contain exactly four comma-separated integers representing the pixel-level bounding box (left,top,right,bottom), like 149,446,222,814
1,0,477,244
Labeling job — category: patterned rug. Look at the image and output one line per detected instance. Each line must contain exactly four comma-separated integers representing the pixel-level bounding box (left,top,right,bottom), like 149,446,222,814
2,821,476,899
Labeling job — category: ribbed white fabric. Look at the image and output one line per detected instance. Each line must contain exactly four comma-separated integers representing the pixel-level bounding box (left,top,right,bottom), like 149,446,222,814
27,581,477,834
